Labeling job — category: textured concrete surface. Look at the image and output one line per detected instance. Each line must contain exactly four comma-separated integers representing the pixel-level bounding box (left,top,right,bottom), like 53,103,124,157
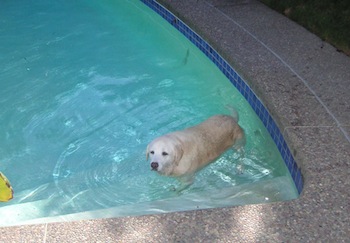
1,0,349,242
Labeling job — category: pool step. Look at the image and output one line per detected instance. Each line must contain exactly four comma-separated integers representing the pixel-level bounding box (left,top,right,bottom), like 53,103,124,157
0,175,297,227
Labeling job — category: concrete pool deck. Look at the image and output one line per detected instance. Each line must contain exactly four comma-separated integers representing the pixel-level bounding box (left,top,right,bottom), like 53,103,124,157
1,0,349,241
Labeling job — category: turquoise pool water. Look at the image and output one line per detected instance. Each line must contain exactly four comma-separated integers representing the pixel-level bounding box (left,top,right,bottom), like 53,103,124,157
0,0,298,226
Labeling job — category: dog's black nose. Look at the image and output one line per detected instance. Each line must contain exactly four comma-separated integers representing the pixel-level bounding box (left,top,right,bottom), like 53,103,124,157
151,162,158,170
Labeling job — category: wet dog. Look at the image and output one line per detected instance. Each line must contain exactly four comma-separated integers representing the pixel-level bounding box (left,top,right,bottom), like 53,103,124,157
146,114,244,188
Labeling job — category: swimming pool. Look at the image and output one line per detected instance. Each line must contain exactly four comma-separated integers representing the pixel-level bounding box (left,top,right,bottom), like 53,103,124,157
0,0,300,226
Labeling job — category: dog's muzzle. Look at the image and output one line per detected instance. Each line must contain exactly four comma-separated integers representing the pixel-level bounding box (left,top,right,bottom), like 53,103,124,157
151,162,159,171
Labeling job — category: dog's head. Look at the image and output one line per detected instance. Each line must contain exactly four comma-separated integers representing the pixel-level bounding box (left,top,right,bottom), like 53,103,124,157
146,135,183,176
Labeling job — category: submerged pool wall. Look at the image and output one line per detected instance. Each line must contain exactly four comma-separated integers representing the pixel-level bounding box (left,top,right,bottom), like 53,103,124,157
141,0,303,194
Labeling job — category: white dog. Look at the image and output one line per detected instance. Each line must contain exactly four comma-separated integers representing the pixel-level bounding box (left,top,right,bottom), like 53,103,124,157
146,114,245,186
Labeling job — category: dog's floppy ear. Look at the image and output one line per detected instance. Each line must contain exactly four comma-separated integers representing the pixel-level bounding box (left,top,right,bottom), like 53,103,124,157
173,139,184,166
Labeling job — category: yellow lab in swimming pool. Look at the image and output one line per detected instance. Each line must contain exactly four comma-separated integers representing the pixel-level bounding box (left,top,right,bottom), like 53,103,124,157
146,114,245,188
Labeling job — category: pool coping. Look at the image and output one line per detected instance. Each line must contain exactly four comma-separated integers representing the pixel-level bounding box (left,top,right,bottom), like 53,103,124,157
1,0,349,241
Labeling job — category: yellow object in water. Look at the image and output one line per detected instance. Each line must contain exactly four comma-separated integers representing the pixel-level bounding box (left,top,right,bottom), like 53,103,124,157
0,172,13,202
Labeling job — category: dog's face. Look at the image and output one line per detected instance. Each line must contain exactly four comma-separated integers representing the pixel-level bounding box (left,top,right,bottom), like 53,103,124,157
146,135,183,176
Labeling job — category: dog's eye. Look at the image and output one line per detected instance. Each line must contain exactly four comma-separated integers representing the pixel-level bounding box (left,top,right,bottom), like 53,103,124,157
150,151,154,154
162,152,168,156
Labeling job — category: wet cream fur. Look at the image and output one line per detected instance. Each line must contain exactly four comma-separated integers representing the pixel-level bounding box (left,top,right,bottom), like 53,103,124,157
146,115,244,177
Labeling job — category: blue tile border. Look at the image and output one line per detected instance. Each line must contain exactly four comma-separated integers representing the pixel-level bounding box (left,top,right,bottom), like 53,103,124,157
140,0,303,194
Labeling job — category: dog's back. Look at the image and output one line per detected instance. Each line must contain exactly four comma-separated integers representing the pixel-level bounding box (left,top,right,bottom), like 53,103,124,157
170,115,244,175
